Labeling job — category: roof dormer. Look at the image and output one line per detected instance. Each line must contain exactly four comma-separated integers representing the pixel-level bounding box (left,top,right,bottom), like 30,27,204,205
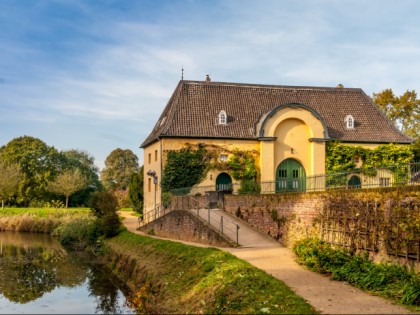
345,115,355,129
218,110,227,125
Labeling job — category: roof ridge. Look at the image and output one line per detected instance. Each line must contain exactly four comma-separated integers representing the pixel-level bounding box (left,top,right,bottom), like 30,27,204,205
180,80,363,92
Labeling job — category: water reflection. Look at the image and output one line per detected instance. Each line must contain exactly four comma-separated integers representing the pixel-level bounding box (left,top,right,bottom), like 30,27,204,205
0,232,135,314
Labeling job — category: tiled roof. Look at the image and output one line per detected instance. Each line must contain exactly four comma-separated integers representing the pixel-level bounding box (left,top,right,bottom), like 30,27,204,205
141,80,412,148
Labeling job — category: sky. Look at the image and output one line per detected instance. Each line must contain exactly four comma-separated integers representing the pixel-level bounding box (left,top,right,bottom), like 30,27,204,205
1,0,419,170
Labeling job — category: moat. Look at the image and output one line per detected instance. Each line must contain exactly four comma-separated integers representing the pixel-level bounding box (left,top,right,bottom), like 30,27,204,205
0,232,136,314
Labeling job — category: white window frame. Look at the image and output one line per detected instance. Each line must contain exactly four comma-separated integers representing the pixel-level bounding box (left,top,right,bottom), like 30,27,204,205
218,110,227,125
219,154,228,162
345,115,355,129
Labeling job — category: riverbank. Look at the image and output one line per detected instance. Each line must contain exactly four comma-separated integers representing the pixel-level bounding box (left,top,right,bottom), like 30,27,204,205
0,209,316,314
104,230,316,314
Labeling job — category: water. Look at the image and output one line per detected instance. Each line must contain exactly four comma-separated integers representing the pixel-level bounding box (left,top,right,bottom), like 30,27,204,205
0,232,136,314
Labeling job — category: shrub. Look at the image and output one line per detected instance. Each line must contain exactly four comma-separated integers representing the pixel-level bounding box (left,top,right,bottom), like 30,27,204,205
238,181,261,194
162,192,173,209
89,191,119,218
293,238,420,306
89,191,121,237
58,218,99,249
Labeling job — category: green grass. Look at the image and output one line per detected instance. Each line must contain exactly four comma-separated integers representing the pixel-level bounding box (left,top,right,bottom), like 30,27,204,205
0,207,92,233
293,238,420,309
1,207,90,217
106,231,317,314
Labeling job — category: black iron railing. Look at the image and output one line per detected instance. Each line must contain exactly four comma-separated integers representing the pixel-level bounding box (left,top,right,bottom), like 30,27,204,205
169,162,420,196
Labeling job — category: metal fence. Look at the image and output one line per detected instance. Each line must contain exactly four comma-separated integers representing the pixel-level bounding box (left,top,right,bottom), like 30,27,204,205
139,196,240,244
169,162,420,196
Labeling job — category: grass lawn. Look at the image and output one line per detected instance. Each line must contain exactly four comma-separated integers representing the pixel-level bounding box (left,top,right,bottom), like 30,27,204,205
107,231,317,314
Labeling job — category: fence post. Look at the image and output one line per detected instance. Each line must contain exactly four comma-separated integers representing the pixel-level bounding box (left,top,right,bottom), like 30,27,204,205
236,225,239,245
208,208,210,224
221,216,224,235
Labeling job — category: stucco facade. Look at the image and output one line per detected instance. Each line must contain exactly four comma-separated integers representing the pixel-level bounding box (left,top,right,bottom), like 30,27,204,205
141,79,412,213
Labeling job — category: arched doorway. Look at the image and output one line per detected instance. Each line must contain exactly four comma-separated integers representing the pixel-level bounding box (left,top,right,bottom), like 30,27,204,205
276,159,306,192
348,175,361,189
216,173,233,192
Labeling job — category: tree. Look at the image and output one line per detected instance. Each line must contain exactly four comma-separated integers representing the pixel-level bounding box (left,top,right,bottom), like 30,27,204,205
47,169,88,208
0,160,21,209
128,166,144,214
0,136,61,205
60,149,102,206
372,89,420,140
100,149,139,191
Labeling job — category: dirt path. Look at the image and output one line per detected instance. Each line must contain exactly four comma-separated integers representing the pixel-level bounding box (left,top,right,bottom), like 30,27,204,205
119,211,416,314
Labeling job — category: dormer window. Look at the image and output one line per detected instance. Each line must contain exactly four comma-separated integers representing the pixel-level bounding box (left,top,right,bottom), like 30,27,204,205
345,115,355,129
218,110,227,125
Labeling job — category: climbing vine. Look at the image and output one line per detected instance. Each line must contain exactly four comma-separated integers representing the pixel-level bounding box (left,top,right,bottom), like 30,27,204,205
326,142,414,176
161,144,208,192
161,143,259,193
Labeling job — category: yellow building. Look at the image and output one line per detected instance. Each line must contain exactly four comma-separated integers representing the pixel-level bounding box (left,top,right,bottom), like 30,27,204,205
141,78,412,213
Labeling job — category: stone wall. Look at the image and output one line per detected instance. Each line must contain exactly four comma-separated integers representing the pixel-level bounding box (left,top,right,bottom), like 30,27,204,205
224,192,324,247
223,187,420,251
138,209,233,247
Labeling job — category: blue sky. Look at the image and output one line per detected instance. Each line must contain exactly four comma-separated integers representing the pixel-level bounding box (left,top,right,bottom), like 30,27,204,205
1,0,419,169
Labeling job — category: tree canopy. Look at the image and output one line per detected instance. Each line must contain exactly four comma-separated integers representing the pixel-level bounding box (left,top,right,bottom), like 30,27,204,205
0,136,61,205
128,166,144,214
60,149,102,206
47,169,88,208
0,136,101,206
0,160,21,209
100,149,139,191
372,89,420,141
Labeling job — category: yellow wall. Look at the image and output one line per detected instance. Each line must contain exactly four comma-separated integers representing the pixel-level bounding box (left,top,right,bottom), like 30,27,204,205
259,107,327,185
143,141,162,216
143,138,260,212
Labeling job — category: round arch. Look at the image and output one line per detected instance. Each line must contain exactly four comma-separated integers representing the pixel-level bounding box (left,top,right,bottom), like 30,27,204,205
276,158,306,192
348,175,361,189
216,173,233,192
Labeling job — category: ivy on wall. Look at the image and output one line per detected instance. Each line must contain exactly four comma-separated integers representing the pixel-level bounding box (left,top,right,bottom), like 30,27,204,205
326,142,414,177
160,144,208,192
161,143,259,193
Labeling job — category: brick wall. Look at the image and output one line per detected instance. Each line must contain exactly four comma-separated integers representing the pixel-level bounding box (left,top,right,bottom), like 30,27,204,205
224,193,324,246
139,209,233,247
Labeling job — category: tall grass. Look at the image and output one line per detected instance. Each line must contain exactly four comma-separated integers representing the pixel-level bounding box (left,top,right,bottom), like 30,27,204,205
293,238,420,307
0,207,92,233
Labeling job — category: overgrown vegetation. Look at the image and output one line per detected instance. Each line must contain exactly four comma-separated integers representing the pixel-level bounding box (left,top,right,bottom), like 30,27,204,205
161,143,260,194
0,207,91,233
293,238,420,307
106,231,316,314
326,142,414,174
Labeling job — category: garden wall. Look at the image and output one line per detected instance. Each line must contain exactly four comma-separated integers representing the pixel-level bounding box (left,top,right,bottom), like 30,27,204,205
138,209,233,247
223,187,420,266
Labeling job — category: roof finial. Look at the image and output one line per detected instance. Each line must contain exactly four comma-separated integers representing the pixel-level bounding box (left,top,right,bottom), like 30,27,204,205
205,74,211,82
181,66,184,80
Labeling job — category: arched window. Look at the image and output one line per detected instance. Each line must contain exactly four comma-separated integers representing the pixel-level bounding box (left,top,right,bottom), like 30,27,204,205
218,110,227,125
345,115,354,129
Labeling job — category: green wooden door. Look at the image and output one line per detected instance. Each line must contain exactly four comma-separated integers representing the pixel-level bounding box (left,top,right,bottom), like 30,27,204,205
276,159,306,192
348,175,361,189
216,173,233,192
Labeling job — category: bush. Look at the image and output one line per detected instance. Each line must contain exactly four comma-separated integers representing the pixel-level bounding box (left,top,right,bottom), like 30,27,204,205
89,191,121,237
238,181,261,194
293,238,420,306
162,192,173,209
57,218,99,249
89,191,119,218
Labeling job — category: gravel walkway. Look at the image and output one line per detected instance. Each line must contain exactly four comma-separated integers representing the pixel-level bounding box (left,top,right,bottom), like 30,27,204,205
120,211,416,314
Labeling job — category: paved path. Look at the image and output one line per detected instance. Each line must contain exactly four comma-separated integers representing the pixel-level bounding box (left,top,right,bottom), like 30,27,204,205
120,211,416,314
